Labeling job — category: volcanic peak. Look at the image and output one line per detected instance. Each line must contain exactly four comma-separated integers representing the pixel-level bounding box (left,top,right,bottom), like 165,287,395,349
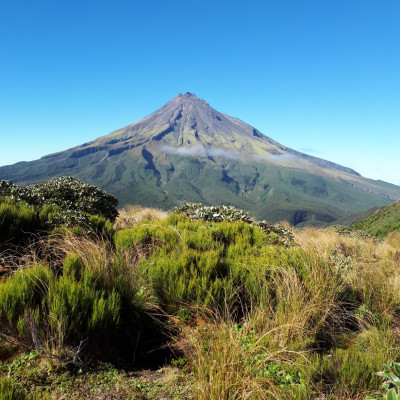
1,92,400,226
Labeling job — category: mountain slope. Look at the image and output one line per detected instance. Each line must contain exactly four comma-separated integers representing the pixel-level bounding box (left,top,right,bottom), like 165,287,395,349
351,201,400,238
1,93,399,225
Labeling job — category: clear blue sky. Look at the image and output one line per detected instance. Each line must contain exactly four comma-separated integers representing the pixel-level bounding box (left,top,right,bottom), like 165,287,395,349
0,0,399,184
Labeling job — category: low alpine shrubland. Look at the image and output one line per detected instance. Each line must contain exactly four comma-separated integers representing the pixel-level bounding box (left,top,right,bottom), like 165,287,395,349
1,201,400,399
115,213,297,317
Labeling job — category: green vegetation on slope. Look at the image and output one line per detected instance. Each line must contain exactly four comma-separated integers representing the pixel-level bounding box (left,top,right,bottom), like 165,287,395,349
1,146,398,226
352,200,400,238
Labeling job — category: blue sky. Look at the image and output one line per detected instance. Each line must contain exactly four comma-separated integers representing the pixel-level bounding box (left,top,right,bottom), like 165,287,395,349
0,0,399,184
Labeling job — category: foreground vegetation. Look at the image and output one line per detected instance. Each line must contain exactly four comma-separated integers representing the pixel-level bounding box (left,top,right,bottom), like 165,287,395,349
1,182,400,399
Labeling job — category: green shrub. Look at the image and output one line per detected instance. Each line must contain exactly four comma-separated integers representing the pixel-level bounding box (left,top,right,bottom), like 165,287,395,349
87,215,115,239
0,176,118,222
115,222,179,252
0,255,120,353
0,178,117,244
48,258,121,346
0,198,39,242
53,215,115,240
175,203,253,223
175,203,294,246
0,244,164,365
38,203,62,224
115,217,292,316
0,264,52,331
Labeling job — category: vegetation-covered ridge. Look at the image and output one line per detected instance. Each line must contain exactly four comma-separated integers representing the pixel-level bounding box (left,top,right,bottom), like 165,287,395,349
1,193,400,398
351,200,400,239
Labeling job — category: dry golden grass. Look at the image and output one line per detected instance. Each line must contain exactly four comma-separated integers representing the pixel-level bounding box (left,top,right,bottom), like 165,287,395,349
249,250,344,353
113,205,168,230
385,231,400,249
183,317,291,400
294,227,400,319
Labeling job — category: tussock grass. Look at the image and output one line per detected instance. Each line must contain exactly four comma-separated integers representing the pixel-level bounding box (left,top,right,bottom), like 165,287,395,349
177,307,304,400
113,205,168,229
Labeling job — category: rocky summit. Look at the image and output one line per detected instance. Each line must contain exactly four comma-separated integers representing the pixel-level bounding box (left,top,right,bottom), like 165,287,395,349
1,92,399,225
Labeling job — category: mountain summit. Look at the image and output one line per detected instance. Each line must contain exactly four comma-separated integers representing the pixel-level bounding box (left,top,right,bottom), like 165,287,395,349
1,93,399,225
86,92,360,176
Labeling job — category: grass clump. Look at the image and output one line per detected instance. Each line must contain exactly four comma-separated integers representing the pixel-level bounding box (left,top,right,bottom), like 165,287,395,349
113,204,168,229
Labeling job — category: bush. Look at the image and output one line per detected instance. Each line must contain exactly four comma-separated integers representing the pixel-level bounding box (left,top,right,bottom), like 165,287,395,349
175,203,253,223
0,240,165,365
0,198,39,242
87,215,115,240
0,255,120,356
0,178,117,244
175,203,294,246
115,216,294,316
0,176,118,222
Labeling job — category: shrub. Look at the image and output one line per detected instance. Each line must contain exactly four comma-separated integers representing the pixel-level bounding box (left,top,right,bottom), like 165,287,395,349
0,234,166,366
85,215,115,240
115,216,295,316
0,255,120,357
0,198,39,242
0,176,118,222
175,203,253,223
175,203,294,246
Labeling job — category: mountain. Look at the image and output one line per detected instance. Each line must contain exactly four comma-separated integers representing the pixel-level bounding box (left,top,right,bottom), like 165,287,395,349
351,201,400,238
1,92,400,225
